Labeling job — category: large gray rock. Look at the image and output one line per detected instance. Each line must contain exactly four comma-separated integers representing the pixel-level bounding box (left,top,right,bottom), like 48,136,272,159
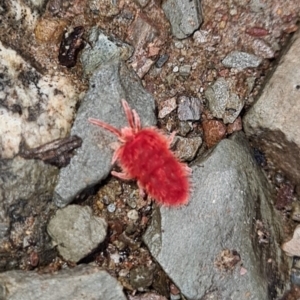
162,0,202,39
143,133,290,300
0,157,58,270
47,205,107,262
0,264,127,300
243,29,300,185
53,60,156,207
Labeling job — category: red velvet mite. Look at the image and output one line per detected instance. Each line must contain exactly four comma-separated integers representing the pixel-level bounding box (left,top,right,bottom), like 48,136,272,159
89,99,191,206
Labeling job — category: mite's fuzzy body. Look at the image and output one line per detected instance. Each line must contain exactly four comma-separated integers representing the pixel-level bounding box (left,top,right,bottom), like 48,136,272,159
89,99,190,206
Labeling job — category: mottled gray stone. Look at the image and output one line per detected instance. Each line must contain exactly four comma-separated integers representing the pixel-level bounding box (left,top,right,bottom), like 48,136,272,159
205,77,243,124
129,265,155,289
249,0,266,13
222,51,262,70
88,0,120,17
0,157,57,238
177,96,201,121
0,264,127,300
81,27,133,76
162,0,202,39
173,136,202,161
243,29,300,185
0,157,58,270
143,133,290,300
47,205,107,262
54,60,156,207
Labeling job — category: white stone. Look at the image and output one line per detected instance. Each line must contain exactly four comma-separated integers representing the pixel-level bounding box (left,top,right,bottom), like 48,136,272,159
0,42,78,158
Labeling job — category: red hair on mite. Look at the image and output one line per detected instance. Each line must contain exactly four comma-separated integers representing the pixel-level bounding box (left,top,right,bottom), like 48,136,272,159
89,99,191,206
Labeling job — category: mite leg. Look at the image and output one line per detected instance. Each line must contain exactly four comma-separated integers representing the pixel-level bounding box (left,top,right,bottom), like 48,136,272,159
121,99,135,129
111,170,133,181
132,109,141,132
111,147,122,165
89,118,121,138
137,181,146,198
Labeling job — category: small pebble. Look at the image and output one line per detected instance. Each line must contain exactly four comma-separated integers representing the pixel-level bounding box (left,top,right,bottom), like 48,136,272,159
173,66,179,73
173,136,202,161
291,202,300,222
119,269,129,277
155,54,169,68
193,30,209,44
127,191,137,208
274,172,285,185
179,65,191,77
107,203,116,213
170,294,181,300
127,209,139,221
202,120,227,148
282,225,300,256
178,121,191,136
158,97,177,118
222,51,262,70
174,41,184,49
178,96,201,121
252,39,275,59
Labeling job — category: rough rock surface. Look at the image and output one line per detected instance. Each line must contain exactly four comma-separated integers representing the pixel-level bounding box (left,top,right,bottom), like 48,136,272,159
0,264,127,300
0,41,79,159
47,205,107,262
143,133,290,300
205,77,243,124
173,136,202,162
80,27,133,76
222,51,262,70
243,29,300,185
162,0,202,39
54,60,156,207
0,157,58,270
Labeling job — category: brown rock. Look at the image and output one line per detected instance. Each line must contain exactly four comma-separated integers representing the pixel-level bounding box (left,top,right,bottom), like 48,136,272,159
34,18,68,43
202,120,226,148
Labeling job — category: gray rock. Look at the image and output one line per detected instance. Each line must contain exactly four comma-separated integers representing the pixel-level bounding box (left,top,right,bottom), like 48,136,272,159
54,60,156,207
0,157,58,270
222,51,262,70
177,96,201,121
143,133,290,300
249,0,266,13
47,205,107,262
88,0,120,17
252,39,275,59
0,264,127,300
243,29,300,185
129,265,155,289
155,54,169,68
205,77,244,124
178,121,191,136
134,0,150,7
173,136,202,161
158,97,177,119
81,27,133,76
162,0,202,39
179,64,192,77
